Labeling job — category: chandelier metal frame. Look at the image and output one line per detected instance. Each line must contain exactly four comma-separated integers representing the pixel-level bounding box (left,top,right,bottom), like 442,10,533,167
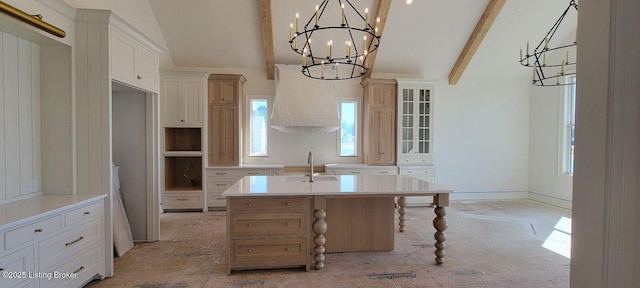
519,0,578,86
289,0,381,80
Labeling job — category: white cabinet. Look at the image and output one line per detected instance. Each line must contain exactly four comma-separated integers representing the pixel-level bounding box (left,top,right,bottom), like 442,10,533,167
0,195,107,288
324,164,398,176
397,79,434,165
111,28,159,93
206,166,284,209
399,166,435,206
161,71,208,127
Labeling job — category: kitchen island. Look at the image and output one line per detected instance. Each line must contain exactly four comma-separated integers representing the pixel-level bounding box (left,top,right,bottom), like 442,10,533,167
222,175,452,274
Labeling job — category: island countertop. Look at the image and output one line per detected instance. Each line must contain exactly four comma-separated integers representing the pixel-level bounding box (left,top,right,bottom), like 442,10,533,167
221,174,453,197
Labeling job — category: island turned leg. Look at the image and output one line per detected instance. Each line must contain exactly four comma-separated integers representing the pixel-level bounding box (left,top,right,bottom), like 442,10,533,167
433,206,448,265
313,209,327,269
398,196,407,232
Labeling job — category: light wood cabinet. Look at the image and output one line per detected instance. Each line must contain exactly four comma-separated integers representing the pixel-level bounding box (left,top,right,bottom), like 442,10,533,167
362,79,397,165
111,28,159,93
208,74,246,166
227,196,310,274
162,128,205,211
206,166,284,209
161,71,208,127
397,79,434,165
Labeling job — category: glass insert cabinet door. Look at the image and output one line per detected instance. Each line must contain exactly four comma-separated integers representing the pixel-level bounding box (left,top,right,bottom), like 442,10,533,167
397,80,433,164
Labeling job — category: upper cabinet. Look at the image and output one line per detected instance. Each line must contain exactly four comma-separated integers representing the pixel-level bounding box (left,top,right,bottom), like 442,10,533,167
397,79,434,165
111,28,159,93
362,79,397,166
161,71,209,127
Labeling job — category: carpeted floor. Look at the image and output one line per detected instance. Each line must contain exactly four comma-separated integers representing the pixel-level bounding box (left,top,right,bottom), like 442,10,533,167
86,199,571,288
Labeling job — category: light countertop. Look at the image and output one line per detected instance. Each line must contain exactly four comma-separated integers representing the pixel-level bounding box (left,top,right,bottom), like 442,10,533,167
206,164,285,170
221,175,452,197
0,194,107,229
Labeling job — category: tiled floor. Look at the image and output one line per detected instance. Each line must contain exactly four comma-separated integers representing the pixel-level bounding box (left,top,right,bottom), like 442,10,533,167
86,199,571,288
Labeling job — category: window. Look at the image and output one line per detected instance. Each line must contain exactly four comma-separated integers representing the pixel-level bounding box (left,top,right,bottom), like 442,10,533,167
339,101,357,156
564,76,577,174
249,99,268,156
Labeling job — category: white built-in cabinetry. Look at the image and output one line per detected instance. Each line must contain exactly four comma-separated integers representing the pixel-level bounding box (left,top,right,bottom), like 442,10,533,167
110,29,159,93
396,79,436,206
206,166,284,209
325,164,398,176
161,71,208,127
397,79,434,165
0,195,106,288
161,71,209,212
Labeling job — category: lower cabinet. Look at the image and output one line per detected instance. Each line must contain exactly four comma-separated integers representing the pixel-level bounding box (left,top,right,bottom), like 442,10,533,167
0,195,106,288
399,165,436,206
227,196,310,274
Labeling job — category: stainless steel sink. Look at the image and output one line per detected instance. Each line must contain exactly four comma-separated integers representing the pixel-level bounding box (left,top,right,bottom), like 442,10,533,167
284,175,338,182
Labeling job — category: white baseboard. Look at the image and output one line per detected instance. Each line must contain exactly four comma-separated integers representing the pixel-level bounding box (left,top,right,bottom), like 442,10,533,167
528,192,572,210
449,191,529,200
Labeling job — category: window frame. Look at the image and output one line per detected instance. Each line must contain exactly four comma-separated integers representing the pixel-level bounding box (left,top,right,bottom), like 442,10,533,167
246,96,270,157
560,75,577,175
337,97,360,157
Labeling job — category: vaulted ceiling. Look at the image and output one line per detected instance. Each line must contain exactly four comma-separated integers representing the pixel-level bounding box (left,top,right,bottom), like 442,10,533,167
148,0,576,84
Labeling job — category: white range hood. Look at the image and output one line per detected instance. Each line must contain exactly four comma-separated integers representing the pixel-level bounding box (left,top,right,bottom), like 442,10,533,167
271,64,340,134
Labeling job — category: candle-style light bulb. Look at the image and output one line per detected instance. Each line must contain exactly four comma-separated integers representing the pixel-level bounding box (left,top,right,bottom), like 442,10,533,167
315,5,319,26
519,47,522,61
363,35,367,52
375,27,379,37
290,23,293,40
341,3,345,25
296,13,299,31
336,62,339,78
532,67,536,82
566,51,569,64
321,60,325,78
303,48,308,66
526,41,530,65
561,60,565,74
364,8,369,29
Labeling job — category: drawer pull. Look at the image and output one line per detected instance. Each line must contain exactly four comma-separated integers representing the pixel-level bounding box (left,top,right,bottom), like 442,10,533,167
34,228,43,233
72,266,84,274
216,172,227,175
247,249,252,253
380,171,389,174
65,236,84,246
83,211,91,215
136,75,142,80
247,223,252,227
216,183,227,186
246,203,252,207
285,247,290,251
247,172,258,175
285,202,291,206
351,172,360,174
284,222,290,226
177,198,189,201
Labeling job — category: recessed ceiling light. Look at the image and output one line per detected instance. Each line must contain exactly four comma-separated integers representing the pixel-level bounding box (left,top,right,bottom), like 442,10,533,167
406,0,413,4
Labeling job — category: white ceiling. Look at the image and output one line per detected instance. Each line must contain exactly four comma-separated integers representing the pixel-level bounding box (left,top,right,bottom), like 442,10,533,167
148,0,577,82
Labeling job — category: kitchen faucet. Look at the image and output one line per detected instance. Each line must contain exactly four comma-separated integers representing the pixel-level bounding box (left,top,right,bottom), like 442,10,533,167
307,148,314,182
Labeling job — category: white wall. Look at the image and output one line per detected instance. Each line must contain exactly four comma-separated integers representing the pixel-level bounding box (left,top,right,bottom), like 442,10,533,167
0,32,41,202
113,90,148,241
434,77,530,199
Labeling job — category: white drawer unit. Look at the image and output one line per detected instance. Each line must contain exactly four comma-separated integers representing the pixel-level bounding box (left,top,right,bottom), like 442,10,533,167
163,192,205,210
399,165,436,207
0,195,107,288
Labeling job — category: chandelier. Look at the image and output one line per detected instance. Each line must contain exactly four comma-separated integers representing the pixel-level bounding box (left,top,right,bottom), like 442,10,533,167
519,0,577,86
289,0,381,80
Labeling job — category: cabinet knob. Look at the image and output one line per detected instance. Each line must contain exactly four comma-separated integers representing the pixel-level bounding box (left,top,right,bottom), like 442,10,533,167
247,223,252,227
181,119,185,122
137,75,142,80
285,247,290,251
247,249,252,253
34,228,43,233
247,203,252,207
284,222,290,226
83,211,91,215
285,202,291,206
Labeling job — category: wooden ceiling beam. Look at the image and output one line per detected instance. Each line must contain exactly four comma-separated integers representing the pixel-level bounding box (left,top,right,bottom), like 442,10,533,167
448,0,506,85
363,0,392,79
259,0,275,80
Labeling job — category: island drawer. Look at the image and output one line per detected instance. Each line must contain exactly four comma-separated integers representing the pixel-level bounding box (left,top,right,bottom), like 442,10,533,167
230,238,307,264
230,213,307,237
229,197,308,212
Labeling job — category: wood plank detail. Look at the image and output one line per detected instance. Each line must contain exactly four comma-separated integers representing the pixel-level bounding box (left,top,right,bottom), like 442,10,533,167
362,0,393,79
448,0,506,85
259,0,275,80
